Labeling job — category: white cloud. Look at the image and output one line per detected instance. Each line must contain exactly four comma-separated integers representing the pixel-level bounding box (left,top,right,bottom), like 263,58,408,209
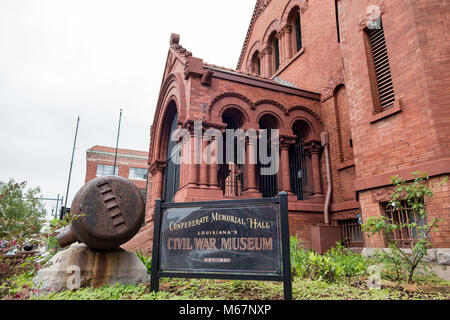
0,0,256,216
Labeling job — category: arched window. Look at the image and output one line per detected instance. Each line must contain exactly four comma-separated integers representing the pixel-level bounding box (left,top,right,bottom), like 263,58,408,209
294,12,302,51
162,108,180,202
287,7,302,55
273,37,280,71
251,51,261,75
268,31,280,75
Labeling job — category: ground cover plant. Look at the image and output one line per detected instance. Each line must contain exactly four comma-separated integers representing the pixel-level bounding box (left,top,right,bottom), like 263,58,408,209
1,174,449,300
2,239,448,300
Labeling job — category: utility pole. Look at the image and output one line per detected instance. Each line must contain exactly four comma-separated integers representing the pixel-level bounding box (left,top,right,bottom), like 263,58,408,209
113,109,123,175
64,116,80,210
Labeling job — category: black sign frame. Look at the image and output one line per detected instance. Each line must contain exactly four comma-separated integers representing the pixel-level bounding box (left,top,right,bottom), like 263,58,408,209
150,191,292,300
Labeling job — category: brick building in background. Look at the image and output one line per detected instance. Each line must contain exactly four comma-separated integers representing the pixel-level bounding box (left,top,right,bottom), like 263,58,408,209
122,0,450,264
85,145,148,196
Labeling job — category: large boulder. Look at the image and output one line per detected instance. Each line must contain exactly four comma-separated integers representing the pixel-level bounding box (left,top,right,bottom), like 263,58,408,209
33,243,149,293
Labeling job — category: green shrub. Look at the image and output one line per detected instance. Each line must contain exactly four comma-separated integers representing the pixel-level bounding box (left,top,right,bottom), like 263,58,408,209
327,243,369,281
290,236,369,283
362,172,447,282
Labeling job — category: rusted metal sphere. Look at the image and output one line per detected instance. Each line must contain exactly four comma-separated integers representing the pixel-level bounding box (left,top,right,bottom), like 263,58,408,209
57,176,145,250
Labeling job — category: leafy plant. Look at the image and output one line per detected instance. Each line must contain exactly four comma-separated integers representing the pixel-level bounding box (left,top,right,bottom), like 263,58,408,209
136,251,152,275
290,236,369,283
0,179,46,249
362,172,447,282
327,243,369,282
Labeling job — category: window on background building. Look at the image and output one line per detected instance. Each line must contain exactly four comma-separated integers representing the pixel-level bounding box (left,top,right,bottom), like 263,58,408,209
364,18,395,112
96,164,118,177
129,167,148,180
382,201,427,248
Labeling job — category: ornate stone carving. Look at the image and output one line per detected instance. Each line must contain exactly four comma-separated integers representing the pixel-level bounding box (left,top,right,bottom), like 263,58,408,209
299,0,309,14
280,135,296,149
149,160,166,175
255,0,272,18
322,66,345,101
358,2,386,31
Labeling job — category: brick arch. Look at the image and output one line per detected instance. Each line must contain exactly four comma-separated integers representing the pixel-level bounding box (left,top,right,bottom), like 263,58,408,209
149,73,185,163
288,105,322,125
288,107,322,142
262,19,281,47
209,92,253,124
256,110,284,129
245,41,262,73
281,0,308,24
254,101,288,129
254,99,288,115
154,98,178,161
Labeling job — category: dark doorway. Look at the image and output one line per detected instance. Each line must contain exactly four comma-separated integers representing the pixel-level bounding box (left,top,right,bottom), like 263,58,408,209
289,121,310,200
219,112,244,196
162,112,180,202
258,115,278,197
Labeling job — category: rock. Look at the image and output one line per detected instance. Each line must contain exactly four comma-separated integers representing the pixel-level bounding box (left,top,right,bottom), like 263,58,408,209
33,243,149,293
423,249,437,263
436,249,450,266
400,283,419,292
380,279,397,288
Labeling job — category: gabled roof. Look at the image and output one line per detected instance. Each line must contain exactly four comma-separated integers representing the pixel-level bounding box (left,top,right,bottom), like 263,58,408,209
237,0,273,70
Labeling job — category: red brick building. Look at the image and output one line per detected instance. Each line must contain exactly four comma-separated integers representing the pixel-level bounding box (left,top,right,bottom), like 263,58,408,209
85,145,148,195
123,0,450,257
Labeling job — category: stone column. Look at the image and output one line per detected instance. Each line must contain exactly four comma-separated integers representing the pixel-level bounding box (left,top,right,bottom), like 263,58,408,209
187,132,199,187
280,136,295,193
245,138,258,192
149,160,166,204
260,47,272,78
199,137,209,188
208,137,219,189
307,142,323,196
283,25,293,61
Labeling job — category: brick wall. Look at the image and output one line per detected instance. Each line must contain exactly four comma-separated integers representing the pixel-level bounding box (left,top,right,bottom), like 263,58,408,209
85,147,148,190
127,0,450,253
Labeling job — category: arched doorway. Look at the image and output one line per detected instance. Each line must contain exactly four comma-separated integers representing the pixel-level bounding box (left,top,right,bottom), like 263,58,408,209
219,107,245,196
289,120,312,200
162,108,180,202
258,114,279,197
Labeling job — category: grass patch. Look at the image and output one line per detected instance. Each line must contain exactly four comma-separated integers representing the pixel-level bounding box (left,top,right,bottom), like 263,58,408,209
25,276,449,300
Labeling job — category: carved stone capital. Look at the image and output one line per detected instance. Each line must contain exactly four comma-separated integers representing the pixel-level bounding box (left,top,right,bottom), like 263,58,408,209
279,24,293,36
280,135,296,149
305,141,322,154
358,2,386,31
260,46,272,56
149,160,166,175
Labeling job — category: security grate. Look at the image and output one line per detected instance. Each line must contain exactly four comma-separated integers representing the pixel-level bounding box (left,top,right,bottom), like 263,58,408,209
383,202,427,248
367,25,395,111
339,219,364,247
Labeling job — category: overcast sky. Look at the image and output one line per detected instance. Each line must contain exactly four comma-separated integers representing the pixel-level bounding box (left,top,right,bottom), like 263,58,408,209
0,0,256,218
